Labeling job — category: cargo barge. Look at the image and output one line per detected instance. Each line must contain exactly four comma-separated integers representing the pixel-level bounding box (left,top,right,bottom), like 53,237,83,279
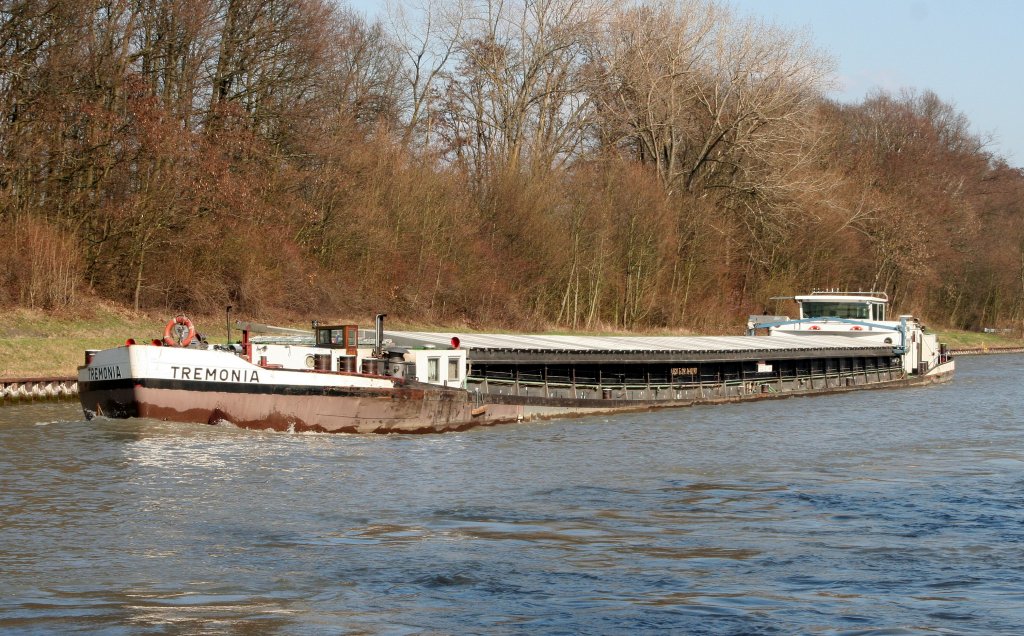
78,291,954,433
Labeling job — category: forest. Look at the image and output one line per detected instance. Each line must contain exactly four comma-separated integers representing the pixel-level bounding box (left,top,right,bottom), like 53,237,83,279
2,0,1023,333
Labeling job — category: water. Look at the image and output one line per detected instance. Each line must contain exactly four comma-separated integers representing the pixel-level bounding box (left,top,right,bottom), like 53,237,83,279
1,355,1022,634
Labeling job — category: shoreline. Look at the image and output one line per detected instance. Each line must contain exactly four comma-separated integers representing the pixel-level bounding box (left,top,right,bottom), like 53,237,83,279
1,377,79,403
3,306,1021,379
948,346,1024,355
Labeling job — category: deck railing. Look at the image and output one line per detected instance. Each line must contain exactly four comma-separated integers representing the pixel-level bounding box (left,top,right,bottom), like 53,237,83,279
468,365,903,401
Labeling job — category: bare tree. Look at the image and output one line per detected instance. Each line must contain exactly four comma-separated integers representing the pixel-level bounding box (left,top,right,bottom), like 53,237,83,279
328,6,402,127
433,0,609,185
386,0,466,147
593,0,832,197
134,0,216,128
208,0,341,145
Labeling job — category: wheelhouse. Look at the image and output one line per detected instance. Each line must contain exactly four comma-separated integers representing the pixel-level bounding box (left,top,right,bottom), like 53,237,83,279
314,324,359,355
796,291,888,322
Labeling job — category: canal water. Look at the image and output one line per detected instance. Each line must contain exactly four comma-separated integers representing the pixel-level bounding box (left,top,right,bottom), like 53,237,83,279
1,355,1022,634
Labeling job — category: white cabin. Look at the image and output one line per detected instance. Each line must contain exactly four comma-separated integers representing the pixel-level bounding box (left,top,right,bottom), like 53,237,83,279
242,321,466,388
751,290,946,375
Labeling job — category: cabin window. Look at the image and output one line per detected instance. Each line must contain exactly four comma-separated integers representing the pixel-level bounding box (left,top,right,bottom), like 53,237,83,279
317,329,346,345
447,357,460,381
428,357,440,382
802,302,869,320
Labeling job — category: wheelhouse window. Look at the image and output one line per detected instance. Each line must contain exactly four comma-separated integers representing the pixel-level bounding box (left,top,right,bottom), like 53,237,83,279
428,357,440,382
447,357,460,381
317,328,346,345
801,302,869,319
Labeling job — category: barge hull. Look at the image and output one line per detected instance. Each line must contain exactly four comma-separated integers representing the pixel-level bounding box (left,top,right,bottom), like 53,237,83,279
79,360,954,434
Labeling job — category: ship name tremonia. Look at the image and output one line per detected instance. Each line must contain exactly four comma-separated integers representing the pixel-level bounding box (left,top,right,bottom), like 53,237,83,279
88,366,123,381
170,366,261,383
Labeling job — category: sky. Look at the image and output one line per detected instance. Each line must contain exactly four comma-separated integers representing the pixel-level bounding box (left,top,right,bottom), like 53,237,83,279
349,0,1024,165
729,0,1024,165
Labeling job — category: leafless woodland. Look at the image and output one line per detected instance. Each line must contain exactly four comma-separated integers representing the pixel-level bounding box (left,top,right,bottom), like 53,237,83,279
2,0,1023,331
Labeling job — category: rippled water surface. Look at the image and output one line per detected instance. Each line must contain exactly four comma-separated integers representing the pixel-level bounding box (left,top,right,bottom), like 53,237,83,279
2,355,1023,634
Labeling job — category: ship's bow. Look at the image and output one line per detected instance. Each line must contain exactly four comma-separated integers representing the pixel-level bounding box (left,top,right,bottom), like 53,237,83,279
78,346,137,419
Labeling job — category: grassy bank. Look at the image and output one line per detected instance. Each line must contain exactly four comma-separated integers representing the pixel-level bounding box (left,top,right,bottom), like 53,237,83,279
1,307,155,378
933,330,1023,350
0,307,260,378
1,307,1020,379
0,307,432,378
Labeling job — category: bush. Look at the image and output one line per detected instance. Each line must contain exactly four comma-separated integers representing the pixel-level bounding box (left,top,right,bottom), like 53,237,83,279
1,218,83,311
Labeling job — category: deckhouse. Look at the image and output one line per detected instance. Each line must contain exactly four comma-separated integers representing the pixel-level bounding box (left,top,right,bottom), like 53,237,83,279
749,290,948,375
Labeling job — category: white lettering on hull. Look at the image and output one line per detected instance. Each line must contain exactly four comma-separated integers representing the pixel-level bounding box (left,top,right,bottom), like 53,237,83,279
170,366,260,383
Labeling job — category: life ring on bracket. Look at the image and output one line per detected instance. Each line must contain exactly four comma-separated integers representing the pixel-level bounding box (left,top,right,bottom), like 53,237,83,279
163,315,196,347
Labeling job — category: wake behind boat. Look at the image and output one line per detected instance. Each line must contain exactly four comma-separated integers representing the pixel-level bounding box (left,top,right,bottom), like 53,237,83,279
78,291,954,433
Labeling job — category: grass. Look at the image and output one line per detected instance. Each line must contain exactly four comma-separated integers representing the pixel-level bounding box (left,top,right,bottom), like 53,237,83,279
933,329,1023,350
0,305,250,378
1,305,1020,379
1,306,373,378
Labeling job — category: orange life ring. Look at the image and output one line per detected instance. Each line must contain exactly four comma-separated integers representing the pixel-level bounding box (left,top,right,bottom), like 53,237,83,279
850,325,864,331
808,325,822,330
163,315,196,347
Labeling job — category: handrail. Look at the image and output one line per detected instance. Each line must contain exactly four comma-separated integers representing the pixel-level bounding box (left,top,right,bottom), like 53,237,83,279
472,366,902,392
807,289,889,300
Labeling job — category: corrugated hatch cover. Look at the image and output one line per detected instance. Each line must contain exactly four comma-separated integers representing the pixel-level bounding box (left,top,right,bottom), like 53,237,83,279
385,331,895,364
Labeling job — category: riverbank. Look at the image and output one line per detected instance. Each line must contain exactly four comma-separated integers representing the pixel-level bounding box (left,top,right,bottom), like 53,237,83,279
0,305,328,379
1,306,1021,380
0,306,164,379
